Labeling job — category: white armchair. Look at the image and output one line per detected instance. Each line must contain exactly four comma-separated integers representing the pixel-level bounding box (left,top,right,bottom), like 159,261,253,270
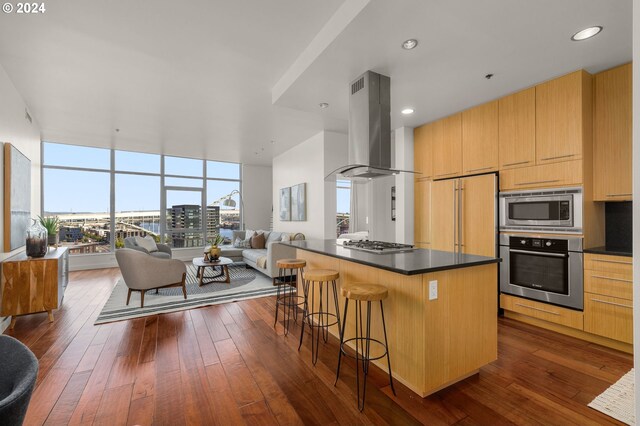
115,248,187,308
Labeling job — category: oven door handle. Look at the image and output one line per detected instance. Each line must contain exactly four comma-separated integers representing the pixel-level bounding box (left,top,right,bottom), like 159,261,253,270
509,249,568,258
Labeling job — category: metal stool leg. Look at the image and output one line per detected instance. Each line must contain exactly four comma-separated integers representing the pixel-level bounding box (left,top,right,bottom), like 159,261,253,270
380,300,396,395
274,267,282,327
298,278,310,351
334,298,349,386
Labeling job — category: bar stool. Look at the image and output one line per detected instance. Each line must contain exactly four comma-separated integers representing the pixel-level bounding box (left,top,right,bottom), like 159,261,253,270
274,259,306,335
298,269,341,365
335,283,396,411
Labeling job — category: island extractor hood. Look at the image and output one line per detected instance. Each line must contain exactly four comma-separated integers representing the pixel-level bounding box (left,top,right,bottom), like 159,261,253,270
326,70,416,181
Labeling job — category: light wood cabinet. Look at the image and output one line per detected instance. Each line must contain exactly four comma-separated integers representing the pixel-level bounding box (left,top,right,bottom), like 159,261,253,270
498,88,535,170
500,294,583,330
432,113,462,179
583,253,633,344
460,174,497,257
535,70,591,164
414,123,433,180
584,294,633,344
414,180,431,246
430,179,456,252
499,159,582,191
429,174,496,256
584,253,632,276
1,247,69,328
462,100,499,175
593,63,632,201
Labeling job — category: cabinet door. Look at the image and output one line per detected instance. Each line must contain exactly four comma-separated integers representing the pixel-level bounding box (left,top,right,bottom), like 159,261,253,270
499,159,582,191
414,180,431,245
584,293,633,344
499,88,535,170
430,179,457,252
460,174,496,257
593,63,632,201
462,101,499,175
414,123,433,180
432,114,462,179
536,70,590,164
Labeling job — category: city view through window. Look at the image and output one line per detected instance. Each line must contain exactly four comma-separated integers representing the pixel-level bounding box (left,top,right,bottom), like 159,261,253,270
336,179,350,237
42,143,242,255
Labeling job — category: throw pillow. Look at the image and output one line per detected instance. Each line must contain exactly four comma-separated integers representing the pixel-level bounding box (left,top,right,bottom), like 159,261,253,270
250,232,266,249
281,233,291,242
233,237,251,248
136,235,158,252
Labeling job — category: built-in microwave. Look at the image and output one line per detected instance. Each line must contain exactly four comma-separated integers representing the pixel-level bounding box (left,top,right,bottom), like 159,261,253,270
499,187,582,233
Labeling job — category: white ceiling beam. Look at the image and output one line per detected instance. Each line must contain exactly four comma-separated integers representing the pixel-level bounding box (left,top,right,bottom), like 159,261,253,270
271,0,371,105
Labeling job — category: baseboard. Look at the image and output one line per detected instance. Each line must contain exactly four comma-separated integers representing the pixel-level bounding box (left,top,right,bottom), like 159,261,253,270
0,316,11,333
504,311,633,354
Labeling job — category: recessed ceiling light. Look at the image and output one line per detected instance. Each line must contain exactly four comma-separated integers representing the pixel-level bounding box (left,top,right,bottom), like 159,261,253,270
402,39,418,50
571,26,603,41
401,108,414,115
319,102,329,109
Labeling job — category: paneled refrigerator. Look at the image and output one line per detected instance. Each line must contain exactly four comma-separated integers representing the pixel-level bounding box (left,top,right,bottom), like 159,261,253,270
430,173,498,257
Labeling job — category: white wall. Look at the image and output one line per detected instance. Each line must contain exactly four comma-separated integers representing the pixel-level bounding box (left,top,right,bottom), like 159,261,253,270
0,63,42,331
242,164,272,230
272,130,348,239
394,127,414,244
365,127,414,243
632,0,639,419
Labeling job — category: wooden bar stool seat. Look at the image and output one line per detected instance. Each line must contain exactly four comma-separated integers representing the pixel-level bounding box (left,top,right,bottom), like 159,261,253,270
276,259,307,269
335,282,396,411
274,259,306,335
298,269,341,365
340,284,388,301
303,269,339,282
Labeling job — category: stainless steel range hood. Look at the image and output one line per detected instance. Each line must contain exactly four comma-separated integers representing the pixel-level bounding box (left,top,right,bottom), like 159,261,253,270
326,71,416,181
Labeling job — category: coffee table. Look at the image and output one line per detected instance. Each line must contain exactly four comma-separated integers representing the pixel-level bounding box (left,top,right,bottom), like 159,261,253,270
192,256,233,286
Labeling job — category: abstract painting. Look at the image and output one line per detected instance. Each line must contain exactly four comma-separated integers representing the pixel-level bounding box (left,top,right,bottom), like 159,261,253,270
4,143,31,251
291,183,306,221
279,187,291,221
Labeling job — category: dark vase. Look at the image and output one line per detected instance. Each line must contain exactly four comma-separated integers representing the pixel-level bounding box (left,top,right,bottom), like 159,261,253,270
26,219,48,258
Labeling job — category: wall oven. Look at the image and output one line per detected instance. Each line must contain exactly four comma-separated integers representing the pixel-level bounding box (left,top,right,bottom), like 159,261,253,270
499,234,583,310
499,187,582,233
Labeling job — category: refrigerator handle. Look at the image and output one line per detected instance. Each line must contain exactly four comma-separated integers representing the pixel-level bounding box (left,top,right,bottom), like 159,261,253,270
459,179,464,254
453,180,457,252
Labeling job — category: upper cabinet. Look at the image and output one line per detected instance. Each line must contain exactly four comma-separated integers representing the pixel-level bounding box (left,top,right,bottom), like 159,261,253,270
414,122,433,180
462,100,499,175
593,63,632,201
498,88,535,170
535,70,591,165
432,113,462,179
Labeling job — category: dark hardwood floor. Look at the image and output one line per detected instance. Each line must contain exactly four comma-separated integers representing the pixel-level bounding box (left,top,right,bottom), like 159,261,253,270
5,267,632,425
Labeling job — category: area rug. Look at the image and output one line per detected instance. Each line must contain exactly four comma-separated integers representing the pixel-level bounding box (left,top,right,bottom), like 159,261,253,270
95,262,278,324
588,368,635,425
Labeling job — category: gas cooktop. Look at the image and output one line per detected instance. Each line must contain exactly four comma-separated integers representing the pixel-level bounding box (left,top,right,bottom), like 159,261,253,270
340,240,415,254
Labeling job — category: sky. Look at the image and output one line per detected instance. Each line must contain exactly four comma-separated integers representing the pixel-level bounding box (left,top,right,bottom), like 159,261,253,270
43,142,351,214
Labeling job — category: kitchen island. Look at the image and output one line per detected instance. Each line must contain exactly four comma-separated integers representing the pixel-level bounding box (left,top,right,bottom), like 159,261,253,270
281,239,500,398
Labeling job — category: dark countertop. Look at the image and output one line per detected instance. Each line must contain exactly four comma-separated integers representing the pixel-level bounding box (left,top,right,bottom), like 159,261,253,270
281,239,500,275
584,246,632,258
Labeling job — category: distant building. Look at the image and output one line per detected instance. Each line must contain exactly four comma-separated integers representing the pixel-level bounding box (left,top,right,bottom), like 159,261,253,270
206,204,220,239
59,226,83,242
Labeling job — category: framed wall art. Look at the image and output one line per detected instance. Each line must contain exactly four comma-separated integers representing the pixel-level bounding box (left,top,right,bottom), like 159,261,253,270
4,143,31,251
279,187,291,221
291,183,306,221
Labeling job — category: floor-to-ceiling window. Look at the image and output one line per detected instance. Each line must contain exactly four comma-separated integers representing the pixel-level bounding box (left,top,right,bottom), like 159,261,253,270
42,142,242,255
336,179,351,237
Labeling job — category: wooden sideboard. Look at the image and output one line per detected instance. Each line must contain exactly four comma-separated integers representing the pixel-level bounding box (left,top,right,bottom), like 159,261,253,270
1,247,69,328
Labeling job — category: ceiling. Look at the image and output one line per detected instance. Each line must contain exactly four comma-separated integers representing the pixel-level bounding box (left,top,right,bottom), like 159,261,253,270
0,0,632,166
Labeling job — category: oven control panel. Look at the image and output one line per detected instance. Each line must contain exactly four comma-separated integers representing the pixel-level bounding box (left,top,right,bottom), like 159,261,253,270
509,236,568,252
